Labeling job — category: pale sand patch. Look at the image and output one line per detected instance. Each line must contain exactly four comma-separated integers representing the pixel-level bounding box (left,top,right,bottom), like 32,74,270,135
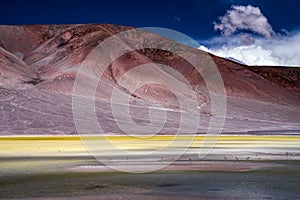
65,161,277,173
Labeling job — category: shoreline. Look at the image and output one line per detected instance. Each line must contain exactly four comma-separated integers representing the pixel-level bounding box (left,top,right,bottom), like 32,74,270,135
64,160,283,173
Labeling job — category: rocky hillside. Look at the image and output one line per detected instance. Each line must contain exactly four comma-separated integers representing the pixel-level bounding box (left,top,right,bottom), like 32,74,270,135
0,24,299,135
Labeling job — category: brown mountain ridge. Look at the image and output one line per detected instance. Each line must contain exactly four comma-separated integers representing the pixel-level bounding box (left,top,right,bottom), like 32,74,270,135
0,24,299,135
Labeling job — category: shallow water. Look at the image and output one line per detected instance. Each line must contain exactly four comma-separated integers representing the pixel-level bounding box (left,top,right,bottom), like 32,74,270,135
1,136,300,199
1,163,300,199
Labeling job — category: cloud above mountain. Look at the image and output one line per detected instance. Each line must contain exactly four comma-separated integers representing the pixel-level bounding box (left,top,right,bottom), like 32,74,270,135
214,5,275,38
199,5,300,66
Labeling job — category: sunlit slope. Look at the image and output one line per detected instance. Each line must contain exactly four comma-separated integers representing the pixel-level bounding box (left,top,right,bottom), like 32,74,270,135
0,24,300,136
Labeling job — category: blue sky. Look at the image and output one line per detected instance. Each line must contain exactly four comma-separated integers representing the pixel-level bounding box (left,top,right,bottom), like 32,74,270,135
1,0,300,66
1,0,299,39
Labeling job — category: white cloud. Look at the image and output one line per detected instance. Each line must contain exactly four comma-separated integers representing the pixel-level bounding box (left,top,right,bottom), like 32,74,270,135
208,44,279,66
214,5,275,38
199,33,300,66
198,5,300,66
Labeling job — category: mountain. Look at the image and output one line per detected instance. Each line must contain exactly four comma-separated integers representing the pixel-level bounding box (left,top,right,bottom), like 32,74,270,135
0,24,299,135
226,57,246,65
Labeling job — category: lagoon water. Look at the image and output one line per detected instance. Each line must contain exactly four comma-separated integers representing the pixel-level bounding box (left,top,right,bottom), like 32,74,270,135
1,162,300,199
1,136,300,199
